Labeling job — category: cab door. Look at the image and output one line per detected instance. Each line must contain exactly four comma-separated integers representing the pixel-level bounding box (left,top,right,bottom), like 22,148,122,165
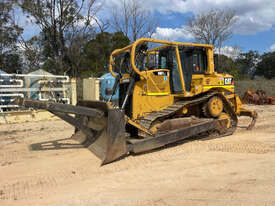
179,47,208,92
158,47,183,94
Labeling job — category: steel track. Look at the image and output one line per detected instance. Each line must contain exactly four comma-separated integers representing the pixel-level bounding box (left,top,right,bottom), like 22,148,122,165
138,92,238,138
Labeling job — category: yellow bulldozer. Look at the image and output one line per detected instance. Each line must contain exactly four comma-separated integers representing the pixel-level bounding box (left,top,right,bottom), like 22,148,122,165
18,38,257,165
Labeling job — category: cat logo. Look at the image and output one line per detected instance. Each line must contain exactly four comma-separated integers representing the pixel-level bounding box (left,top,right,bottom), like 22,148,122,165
224,78,233,85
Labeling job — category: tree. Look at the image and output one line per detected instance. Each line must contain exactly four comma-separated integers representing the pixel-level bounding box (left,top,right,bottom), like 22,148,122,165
19,0,102,76
19,35,44,72
215,54,240,79
0,0,23,72
255,52,275,79
110,0,157,42
188,9,237,50
81,32,130,77
235,50,259,78
1,53,23,73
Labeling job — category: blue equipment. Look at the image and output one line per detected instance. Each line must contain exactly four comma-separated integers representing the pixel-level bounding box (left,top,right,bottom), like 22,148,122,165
100,72,119,105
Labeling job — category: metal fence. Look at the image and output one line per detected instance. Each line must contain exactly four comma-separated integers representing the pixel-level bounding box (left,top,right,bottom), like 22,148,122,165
0,73,71,109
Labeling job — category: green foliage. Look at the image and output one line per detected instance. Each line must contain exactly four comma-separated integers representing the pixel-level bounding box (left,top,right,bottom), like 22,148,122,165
255,52,275,79
215,54,240,79
0,0,23,72
1,52,23,73
0,1,23,52
19,0,98,76
42,59,59,74
216,50,263,80
81,32,130,77
235,50,259,77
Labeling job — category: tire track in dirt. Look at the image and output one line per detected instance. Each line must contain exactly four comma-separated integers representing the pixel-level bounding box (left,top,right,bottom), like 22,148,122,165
1,134,274,200
0,169,81,200
107,139,275,172
0,150,29,166
1,106,275,201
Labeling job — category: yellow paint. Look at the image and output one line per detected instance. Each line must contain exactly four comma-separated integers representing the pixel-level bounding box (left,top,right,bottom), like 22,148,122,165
175,46,186,92
218,112,231,128
182,107,188,114
107,37,254,129
132,77,174,119
126,117,153,135
206,48,215,74
109,38,213,79
207,96,224,117
203,85,234,89
147,93,169,96
233,94,243,114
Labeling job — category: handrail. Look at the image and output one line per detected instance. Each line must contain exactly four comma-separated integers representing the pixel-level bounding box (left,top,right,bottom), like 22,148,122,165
109,38,214,79
109,44,132,77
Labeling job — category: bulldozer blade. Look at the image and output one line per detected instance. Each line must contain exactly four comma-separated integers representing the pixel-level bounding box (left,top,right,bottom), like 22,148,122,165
17,98,127,165
72,101,127,165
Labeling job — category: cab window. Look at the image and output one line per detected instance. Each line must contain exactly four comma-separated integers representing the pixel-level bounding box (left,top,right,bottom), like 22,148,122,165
192,52,207,74
158,48,182,93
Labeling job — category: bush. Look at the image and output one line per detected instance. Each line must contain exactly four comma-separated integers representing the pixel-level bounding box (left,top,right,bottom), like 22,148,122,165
235,77,275,97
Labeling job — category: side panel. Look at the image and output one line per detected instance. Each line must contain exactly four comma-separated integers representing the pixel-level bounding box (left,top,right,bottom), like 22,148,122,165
131,71,174,119
146,70,170,95
174,74,235,97
201,74,235,93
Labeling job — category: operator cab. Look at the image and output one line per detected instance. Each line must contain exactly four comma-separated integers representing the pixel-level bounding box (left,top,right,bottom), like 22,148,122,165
155,46,208,94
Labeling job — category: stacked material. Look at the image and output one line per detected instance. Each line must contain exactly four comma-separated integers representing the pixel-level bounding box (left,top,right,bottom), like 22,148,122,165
242,89,275,105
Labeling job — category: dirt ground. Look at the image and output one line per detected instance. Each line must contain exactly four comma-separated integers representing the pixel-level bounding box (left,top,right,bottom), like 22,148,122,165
1,105,275,206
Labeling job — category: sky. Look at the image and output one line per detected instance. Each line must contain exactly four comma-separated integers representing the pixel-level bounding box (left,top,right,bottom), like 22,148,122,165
21,0,275,55
142,0,275,54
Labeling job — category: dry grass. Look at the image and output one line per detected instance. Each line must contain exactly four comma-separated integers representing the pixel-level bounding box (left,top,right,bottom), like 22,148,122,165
235,78,275,97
